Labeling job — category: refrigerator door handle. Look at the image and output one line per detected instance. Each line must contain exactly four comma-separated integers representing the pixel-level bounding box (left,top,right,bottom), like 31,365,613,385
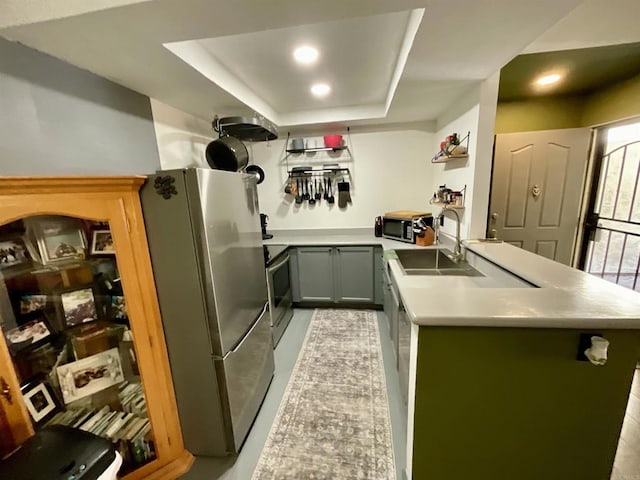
267,254,290,274
229,303,269,355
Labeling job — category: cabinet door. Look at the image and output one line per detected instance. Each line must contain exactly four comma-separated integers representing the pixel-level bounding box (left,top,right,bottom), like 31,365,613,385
297,247,335,302
0,333,32,458
390,287,400,363
383,281,392,334
373,247,384,305
334,246,374,303
0,178,192,480
397,304,411,405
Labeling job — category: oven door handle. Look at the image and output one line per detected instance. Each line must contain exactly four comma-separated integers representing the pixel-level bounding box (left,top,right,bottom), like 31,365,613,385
267,254,290,273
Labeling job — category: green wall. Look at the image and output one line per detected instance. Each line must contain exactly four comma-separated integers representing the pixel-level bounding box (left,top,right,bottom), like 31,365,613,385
583,73,640,127
496,73,640,133
412,327,640,480
495,96,584,133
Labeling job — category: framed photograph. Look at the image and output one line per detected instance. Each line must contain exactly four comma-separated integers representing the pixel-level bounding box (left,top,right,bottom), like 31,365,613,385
30,217,86,265
21,379,61,425
56,347,124,404
0,237,31,270
110,296,127,320
20,294,48,314
58,287,99,327
90,230,115,255
4,318,52,354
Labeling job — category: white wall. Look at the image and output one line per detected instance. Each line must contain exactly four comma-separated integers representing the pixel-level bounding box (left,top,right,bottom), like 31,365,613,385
250,129,434,230
149,103,436,231
150,99,212,169
430,73,499,240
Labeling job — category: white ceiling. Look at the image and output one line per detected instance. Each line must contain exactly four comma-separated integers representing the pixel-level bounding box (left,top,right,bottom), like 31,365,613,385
0,0,587,130
0,0,153,29
165,9,423,126
524,0,640,54
195,11,411,111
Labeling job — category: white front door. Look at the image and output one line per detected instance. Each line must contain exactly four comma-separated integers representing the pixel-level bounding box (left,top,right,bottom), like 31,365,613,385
488,128,591,265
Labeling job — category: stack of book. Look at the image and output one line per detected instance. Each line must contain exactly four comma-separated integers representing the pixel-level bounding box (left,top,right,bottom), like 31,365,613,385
46,382,155,467
119,382,147,417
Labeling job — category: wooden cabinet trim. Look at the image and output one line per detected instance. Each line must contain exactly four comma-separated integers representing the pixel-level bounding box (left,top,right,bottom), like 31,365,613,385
0,177,191,479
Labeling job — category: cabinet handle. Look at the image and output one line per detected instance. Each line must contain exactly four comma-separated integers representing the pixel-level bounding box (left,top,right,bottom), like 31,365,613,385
0,377,12,405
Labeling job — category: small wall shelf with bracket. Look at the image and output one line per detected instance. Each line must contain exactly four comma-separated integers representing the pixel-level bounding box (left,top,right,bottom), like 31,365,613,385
429,184,466,209
432,131,470,163
283,129,353,162
430,202,465,210
286,145,350,155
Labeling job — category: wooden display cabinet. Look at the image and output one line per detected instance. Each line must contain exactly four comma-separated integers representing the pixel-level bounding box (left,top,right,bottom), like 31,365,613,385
0,177,193,479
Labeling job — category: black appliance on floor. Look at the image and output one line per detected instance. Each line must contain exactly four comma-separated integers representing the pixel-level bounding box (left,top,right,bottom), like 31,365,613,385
0,426,120,480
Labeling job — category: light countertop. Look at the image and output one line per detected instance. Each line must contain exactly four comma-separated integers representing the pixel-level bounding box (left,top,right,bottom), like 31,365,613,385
263,228,423,250
395,241,640,329
264,229,640,329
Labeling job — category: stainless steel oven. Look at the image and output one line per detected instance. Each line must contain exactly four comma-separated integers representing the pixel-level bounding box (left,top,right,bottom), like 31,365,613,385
265,246,293,347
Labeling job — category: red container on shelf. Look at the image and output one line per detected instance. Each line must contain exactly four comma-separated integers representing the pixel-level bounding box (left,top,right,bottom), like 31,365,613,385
323,135,343,148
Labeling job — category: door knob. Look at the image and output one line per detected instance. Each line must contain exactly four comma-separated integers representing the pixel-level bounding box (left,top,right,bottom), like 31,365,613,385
0,377,12,404
491,212,498,220
531,184,542,198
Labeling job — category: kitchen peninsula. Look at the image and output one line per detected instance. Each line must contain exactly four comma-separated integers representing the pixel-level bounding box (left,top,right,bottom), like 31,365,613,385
265,230,640,480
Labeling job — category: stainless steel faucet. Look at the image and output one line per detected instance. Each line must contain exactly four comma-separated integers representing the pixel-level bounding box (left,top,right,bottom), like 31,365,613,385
434,206,463,263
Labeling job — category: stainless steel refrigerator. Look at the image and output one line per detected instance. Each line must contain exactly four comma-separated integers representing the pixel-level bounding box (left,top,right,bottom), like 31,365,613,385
140,168,274,456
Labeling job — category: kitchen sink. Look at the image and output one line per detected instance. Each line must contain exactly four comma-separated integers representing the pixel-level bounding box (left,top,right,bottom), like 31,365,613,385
394,248,484,277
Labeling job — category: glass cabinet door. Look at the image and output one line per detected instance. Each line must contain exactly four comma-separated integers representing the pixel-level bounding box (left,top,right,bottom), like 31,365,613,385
0,215,156,474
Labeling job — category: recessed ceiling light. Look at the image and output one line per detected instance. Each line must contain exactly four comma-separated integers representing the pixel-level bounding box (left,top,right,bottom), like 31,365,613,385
293,46,319,65
535,73,562,86
310,83,331,97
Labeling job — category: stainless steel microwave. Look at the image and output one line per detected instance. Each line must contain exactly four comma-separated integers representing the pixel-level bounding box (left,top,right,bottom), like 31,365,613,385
382,216,416,243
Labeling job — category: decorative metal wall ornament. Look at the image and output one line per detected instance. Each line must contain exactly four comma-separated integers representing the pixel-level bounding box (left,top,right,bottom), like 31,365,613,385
154,176,178,199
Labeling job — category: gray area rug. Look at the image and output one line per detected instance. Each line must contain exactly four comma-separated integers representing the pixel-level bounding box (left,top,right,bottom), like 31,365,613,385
252,309,395,480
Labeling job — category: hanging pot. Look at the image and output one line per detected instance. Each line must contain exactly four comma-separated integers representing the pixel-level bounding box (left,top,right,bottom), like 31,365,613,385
205,135,249,171
245,164,265,185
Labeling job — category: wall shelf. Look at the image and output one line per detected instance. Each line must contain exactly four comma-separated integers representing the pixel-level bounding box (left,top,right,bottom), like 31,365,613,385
430,202,465,209
286,145,349,155
431,153,469,163
432,131,470,163
430,184,466,209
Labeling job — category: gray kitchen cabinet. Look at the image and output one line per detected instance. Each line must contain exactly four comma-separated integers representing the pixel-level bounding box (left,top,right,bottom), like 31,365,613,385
383,267,400,363
334,246,374,303
297,246,335,302
397,302,411,405
373,246,384,305
383,277,392,333
293,245,376,304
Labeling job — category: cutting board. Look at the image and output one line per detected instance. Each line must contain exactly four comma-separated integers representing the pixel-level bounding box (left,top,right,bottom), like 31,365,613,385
384,210,431,219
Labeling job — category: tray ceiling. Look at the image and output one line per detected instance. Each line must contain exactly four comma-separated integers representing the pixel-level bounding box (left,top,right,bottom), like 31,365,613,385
0,0,590,129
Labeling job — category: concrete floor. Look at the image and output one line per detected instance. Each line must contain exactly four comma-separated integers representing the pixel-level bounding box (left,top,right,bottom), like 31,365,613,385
181,308,405,480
